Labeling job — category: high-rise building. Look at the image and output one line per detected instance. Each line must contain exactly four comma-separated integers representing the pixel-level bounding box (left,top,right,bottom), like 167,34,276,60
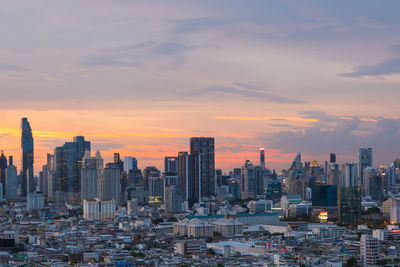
21,118,34,197
6,156,17,200
165,184,182,213
391,198,400,224
338,186,361,226
54,136,90,202
124,156,138,173
311,185,337,207
240,160,263,199
341,162,359,187
358,148,373,187
104,163,121,206
164,157,178,174
148,176,164,200
362,167,383,201
0,151,7,196
190,137,215,199
330,153,336,164
360,234,379,267
177,151,198,207
327,162,340,186
287,153,305,198
81,151,103,203
260,148,265,169
83,198,115,219
42,153,55,199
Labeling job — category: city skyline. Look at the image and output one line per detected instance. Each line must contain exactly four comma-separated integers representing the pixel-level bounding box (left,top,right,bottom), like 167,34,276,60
2,1,400,172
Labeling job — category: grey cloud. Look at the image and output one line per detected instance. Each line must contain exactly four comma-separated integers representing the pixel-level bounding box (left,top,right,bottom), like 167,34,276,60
260,113,400,165
171,17,234,34
0,63,27,72
340,57,400,77
388,44,400,55
92,143,125,151
182,85,306,104
81,40,195,68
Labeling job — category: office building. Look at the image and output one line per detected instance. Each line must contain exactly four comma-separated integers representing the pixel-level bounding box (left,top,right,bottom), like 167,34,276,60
190,137,215,198
54,136,91,202
330,153,336,164
341,162,359,187
240,160,263,199
81,151,103,203
362,167,383,201
177,151,199,207
391,198,400,224
124,156,138,173
327,162,340,186
360,234,379,267
27,192,44,210
164,185,182,213
104,163,121,206
287,153,305,198
260,147,265,169
0,151,7,196
311,185,337,207
21,118,34,197
164,157,178,174
338,187,361,226
5,156,17,200
148,176,164,200
83,198,115,219
358,148,373,186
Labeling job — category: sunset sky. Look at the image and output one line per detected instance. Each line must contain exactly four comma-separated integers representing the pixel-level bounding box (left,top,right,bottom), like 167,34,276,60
2,1,400,173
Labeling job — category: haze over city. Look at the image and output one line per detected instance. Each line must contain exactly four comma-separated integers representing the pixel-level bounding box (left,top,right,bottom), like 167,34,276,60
2,1,400,173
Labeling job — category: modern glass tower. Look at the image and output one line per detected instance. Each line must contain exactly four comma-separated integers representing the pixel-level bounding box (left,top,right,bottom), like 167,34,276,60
21,118,34,197
190,137,215,199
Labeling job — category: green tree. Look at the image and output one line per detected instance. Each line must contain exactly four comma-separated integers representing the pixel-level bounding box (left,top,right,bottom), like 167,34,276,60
347,256,358,267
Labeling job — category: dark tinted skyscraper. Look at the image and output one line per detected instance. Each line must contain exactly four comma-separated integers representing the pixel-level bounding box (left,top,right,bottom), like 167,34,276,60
55,136,90,201
21,118,34,196
190,137,215,199
330,153,336,164
260,148,265,169
0,151,7,196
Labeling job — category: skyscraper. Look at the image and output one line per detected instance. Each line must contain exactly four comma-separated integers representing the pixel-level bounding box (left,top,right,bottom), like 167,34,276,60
164,156,178,174
21,117,34,197
240,160,263,199
81,151,104,203
104,162,121,206
338,186,361,226
54,136,90,202
0,151,7,196
260,148,265,169
124,156,138,173
329,153,336,164
341,162,359,187
177,151,197,207
6,156,17,200
190,137,215,199
358,148,372,187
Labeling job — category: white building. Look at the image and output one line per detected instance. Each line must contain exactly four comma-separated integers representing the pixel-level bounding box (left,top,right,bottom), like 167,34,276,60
212,218,243,237
360,234,379,267
127,199,138,217
81,151,103,203
174,219,214,237
27,192,44,210
83,198,115,219
391,198,400,224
